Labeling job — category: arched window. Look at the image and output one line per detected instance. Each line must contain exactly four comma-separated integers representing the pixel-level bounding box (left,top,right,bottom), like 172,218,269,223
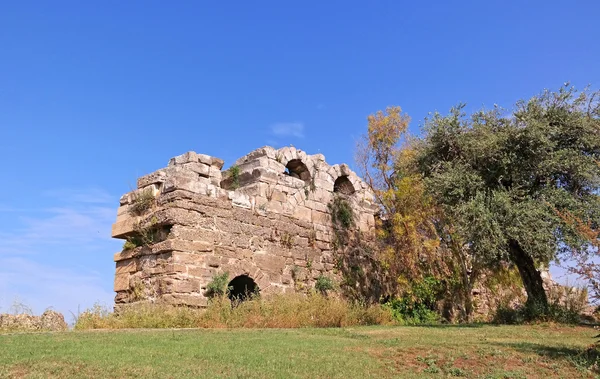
284,159,311,183
333,175,355,195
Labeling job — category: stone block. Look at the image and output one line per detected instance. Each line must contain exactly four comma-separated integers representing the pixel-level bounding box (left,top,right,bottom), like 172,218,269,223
188,266,209,277
137,169,167,189
211,158,225,170
152,239,213,254
234,146,276,166
114,273,130,292
181,162,210,177
162,176,210,195
315,231,332,243
162,294,208,307
197,153,213,165
112,218,138,238
312,210,331,226
252,167,280,184
116,258,139,274
268,160,286,173
229,191,252,209
271,189,287,202
265,200,283,214
169,151,199,166
172,252,204,265
170,279,201,294
253,253,286,274
293,206,312,222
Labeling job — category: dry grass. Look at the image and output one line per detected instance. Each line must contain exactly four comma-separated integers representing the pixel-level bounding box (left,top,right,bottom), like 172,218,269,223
74,293,393,330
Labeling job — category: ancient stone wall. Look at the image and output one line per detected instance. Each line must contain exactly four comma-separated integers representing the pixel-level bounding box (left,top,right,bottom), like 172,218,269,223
111,146,379,308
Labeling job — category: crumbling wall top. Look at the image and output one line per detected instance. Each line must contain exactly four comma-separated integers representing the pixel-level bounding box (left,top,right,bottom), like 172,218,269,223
112,146,378,239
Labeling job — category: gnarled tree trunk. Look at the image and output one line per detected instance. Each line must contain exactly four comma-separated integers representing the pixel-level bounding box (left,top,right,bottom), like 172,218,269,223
508,240,548,309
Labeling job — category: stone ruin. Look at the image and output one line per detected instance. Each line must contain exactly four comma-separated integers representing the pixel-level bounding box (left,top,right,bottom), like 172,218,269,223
110,145,589,319
111,146,379,308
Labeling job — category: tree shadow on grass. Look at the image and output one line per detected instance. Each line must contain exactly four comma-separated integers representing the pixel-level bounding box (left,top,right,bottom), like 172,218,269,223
495,341,600,372
412,323,487,328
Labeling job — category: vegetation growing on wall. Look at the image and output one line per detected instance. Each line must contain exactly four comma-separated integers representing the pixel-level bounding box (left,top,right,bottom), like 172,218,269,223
228,165,240,189
205,272,231,298
128,188,156,216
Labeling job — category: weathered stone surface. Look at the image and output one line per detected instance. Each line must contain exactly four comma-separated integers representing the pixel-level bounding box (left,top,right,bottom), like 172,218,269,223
0,310,68,332
116,258,139,274
111,146,379,308
114,273,130,292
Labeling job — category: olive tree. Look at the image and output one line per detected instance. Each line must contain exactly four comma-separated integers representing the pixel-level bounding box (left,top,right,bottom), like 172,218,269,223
416,85,600,310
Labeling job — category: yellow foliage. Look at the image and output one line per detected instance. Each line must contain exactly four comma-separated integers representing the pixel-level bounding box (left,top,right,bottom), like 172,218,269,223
356,106,452,294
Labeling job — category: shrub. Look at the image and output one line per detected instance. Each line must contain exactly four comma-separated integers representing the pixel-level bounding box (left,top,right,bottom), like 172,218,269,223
384,276,442,325
493,298,584,325
205,272,230,298
315,275,335,294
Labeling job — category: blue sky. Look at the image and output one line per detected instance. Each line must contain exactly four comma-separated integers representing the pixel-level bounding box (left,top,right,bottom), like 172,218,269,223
0,1,598,318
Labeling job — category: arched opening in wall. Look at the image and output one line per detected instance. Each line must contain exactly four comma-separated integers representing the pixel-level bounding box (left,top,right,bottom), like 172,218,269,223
333,175,355,195
284,159,311,183
227,275,259,302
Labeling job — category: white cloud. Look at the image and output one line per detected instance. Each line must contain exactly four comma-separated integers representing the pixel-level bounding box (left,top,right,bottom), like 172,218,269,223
0,189,117,254
270,122,305,138
0,257,114,320
0,187,120,319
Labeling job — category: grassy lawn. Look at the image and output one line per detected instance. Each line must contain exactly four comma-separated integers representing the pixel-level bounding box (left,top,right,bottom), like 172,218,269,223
0,325,597,378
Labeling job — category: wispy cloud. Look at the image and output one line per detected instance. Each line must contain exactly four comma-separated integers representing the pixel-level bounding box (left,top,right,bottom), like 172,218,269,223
0,187,121,317
0,257,114,319
0,189,117,254
270,122,305,138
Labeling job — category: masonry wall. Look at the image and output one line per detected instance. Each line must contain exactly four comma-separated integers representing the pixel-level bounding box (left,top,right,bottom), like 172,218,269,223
111,146,379,308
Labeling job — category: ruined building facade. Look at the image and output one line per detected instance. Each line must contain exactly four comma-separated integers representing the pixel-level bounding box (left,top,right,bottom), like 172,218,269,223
111,146,379,308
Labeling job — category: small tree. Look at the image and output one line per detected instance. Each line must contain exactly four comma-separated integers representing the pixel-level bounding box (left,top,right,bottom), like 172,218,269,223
356,107,456,298
416,85,600,312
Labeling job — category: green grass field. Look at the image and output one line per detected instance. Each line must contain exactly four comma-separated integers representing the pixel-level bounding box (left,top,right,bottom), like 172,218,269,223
0,325,597,378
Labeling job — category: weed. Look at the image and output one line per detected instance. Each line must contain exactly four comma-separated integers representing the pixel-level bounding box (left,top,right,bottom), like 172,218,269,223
308,230,317,247
205,272,230,298
280,232,294,248
328,195,354,229
229,165,240,190
275,152,283,163
122,240,137,251
447,367,467,377
130,279,146,301
306,258,313,270
291,265,300,280
128,188,156,216
315,275,335,294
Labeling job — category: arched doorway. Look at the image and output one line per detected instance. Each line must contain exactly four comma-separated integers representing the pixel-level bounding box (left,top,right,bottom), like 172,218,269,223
228,275,259,302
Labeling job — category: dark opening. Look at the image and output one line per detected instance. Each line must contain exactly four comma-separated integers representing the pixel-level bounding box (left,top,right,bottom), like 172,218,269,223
333,175,355,195
228,275,259,302
284,159,311,183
